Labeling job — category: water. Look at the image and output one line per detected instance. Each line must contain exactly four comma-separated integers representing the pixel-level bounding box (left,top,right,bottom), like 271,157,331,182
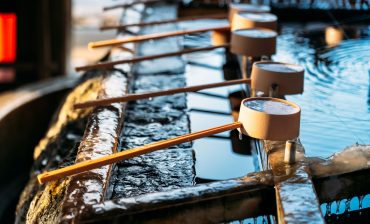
273,24,370,219
182,18,369,180
244,99,299,115
180,19,369,190
234,29,277,38
192,137,256,181
256,62,303,73
179,26,259,181
185,58,258,181
275,23,370,158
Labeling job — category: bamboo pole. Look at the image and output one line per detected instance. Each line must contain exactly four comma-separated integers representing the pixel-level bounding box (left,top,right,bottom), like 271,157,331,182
37,122,242,184
88,25,230,48
76,44,230,72
100,14,228,30
74,78,250,109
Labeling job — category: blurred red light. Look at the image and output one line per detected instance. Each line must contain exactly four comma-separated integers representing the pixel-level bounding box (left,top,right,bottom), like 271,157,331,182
0,13,16,63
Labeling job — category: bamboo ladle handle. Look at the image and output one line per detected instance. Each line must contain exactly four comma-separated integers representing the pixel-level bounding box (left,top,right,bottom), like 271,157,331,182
88,25,230,48
76,44,229,72
74,78,251,109
37,122,242,184
100,14,228,30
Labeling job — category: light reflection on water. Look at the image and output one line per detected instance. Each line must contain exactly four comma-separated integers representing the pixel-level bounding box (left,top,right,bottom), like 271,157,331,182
275,24,370,158
185,57,257,181
269,25,370,219
183,33,257,180
192,136,255,181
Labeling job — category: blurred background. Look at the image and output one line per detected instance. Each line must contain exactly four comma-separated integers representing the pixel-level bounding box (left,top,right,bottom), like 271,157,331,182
0,0,121,92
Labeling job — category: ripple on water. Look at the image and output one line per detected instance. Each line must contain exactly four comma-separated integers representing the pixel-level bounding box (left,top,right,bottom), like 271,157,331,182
275,25,370,158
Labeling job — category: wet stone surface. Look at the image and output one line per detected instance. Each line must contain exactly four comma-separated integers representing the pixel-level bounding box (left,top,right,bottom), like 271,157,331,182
110,74,195,198
109,4,195,199
14,71,104,223
82,171,275,223
60,70,129,222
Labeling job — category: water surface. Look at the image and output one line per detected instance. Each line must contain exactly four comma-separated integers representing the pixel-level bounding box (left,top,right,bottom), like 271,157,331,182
181,18,370,179
275,24,370,158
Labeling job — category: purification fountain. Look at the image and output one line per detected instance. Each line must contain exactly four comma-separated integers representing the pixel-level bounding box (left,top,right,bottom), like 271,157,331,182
0,0,368,223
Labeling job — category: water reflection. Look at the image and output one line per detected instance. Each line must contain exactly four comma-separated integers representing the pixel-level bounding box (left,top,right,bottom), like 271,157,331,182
188,93,257,181
192,137,256,181
184,39,257,181
276,23,370,158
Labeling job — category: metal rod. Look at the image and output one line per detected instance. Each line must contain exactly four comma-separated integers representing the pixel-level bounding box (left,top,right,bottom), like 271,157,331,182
100,13,228,30
269,84,279,98
76,44,230,72
88,25,230,48
74,78,250,109
37,122,242,184
241,56,248,80
284,140,296,164
248,56,259,77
